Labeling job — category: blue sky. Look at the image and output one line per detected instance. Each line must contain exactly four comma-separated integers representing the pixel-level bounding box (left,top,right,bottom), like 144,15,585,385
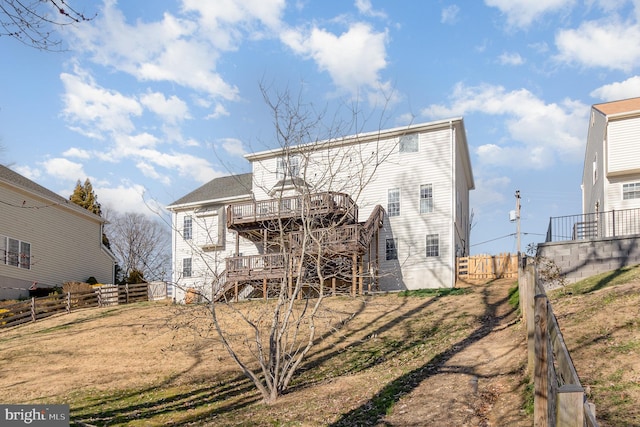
1,0,639,255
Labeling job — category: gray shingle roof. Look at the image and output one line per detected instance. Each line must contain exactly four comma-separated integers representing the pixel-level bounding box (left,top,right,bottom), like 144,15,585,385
169,173,252,207
0,164,103,220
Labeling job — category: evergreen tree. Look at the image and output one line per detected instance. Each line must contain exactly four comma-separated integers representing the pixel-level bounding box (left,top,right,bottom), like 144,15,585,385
70,178,102,216
70,178,111,248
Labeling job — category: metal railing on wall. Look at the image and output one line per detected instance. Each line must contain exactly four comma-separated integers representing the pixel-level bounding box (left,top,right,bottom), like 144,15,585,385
545,208,640,243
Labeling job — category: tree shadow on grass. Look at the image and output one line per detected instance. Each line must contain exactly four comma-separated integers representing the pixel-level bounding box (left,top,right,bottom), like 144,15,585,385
329,282,516,426
70,373,259,426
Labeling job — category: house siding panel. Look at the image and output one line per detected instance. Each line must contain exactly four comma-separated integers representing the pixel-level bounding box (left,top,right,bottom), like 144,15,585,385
608,117,640,176
582,110,607,213
0,182,114,299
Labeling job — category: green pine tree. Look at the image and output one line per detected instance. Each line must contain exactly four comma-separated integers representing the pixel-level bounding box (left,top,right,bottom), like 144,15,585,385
70,178,111,248
70,178,102,216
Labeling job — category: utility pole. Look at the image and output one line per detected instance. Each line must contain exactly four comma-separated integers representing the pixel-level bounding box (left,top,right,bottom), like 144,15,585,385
515,190,521,263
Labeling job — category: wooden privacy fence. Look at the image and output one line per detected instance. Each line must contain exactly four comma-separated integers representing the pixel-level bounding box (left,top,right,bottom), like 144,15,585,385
519,263,598,427
456,253,518,280
0,282,161,329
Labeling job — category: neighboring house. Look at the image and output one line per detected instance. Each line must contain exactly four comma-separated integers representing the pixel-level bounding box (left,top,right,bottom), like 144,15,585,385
582,97,640,237
0,165,117,299
167,119,474,302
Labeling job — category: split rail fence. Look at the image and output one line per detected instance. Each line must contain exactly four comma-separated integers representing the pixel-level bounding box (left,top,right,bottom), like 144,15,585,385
456,253,518,281
519,262,598,427
0,283,164,329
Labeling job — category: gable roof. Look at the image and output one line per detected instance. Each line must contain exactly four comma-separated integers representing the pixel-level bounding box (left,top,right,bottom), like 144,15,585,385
593,97,640,117
0,165,104,222
168,173,252,208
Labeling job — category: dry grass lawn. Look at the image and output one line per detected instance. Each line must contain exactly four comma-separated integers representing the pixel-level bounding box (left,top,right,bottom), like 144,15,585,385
0,278,530,426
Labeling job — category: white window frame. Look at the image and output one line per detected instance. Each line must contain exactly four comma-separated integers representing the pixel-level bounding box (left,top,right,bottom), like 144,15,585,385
426,234,439,257
183,216,192,240
182,258,192,278
623,182,640,200
420,184,433,214
385,238,398,261
388,188,400,217
1,235,31,269
276,155,300,179
399,134,419,153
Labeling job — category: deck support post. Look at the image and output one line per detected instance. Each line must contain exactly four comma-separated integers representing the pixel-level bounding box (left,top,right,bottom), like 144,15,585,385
332,277,336,296
351,253,357,296
263,278,267,300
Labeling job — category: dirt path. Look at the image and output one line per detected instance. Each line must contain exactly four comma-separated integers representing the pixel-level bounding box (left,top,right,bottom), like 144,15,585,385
375,278,529,426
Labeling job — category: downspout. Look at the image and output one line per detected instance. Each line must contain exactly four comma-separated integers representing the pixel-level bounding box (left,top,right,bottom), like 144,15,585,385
450,120,456,287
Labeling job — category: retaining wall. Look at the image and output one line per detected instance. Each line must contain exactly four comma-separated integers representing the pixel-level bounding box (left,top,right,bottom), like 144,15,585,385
537,235,640,284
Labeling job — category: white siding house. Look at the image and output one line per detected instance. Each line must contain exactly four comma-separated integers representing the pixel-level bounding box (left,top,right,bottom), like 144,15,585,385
582,98,640,236
168,119,474,302
0,165,117,299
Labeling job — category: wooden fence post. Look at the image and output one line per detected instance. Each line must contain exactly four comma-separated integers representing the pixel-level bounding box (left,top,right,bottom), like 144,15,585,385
66,292,71,313
534,294,549,427
557,384,584,427
31,297,36,322
524,264,536,376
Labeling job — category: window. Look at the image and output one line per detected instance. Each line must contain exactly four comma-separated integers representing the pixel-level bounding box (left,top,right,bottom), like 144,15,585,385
183,216,192,240
399,134,418,153
19,242,31,269
276,155,300,179
1,235,31,269
386,238,398,260
182,258,192,278
388,188,400,217
623,182,640,200
592,153,598,185
426,234,439,257
420,184,433,213
7,238,19,266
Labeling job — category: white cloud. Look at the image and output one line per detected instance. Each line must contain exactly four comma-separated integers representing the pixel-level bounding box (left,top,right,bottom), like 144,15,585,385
355,0,387,18
136,161,171,185
41,158,88,182
498,52,524,66
62,147,92,159
555,20,640,72
281,22,389,97
60,68,142,138
220,138,247,157
422,83,588,169
206,103,230,119
441,5,460,24
96,183,156,217
12,165,41,181
68,1,239,101
140,92,190,124
590,76,640,101
471,175,511,209
485,0,575,28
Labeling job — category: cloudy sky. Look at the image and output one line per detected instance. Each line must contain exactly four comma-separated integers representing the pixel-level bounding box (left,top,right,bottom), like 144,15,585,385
1,0,639,255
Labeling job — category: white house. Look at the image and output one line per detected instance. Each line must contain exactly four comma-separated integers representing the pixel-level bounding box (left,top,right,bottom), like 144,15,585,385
582,97,640,237
167,119,474,302
0,165,117,299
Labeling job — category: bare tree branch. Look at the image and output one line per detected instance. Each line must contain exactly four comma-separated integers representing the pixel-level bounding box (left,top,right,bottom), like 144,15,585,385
0,0,95,50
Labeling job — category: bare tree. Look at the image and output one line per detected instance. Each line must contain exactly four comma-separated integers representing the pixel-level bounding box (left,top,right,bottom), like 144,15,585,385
106,211,171,283
170,85,400,403
0,0,94,50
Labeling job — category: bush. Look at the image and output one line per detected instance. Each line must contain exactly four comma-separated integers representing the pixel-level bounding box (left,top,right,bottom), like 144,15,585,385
62,281,94,293
86,276,98,285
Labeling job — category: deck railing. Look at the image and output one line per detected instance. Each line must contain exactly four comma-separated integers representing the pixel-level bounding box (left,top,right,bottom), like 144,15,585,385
545,207,640,242
225,253,287,279
227,192,357,228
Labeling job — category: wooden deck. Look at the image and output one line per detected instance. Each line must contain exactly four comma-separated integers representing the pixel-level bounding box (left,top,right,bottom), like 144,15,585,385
226,192,358,229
